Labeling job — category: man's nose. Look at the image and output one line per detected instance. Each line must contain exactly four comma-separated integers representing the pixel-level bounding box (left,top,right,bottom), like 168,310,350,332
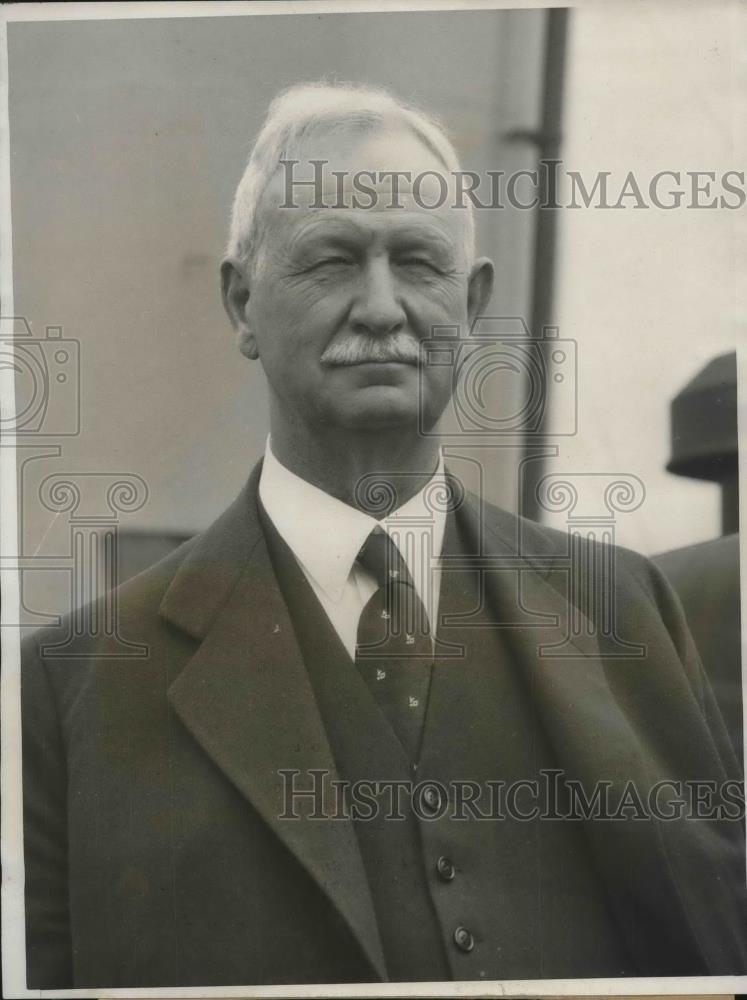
349,259,407,337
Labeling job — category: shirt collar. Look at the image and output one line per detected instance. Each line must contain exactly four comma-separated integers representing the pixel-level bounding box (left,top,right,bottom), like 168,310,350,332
258,438,446,605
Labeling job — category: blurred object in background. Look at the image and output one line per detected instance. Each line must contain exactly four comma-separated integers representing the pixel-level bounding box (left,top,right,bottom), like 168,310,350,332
654,351,742,764
655,534,742,764
666,352,738,535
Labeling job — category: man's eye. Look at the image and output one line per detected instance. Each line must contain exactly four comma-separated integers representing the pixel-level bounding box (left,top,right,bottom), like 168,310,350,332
310,256,353,269
398,258,439,272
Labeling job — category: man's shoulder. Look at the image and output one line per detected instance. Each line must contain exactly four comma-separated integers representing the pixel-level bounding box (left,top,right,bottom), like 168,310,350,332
22,534,199,666
476,493,653,572
472,492,676,623
114,532,200,609
24,469,264,666
473,495,702,683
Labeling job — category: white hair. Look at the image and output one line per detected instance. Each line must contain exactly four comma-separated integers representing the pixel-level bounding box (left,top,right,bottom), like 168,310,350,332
226,80,475,269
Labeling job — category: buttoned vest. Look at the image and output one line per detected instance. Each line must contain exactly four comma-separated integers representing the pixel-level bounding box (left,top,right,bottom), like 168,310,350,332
260,501,633,981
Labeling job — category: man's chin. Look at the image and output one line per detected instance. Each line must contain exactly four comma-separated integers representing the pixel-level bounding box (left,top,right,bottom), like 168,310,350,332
312,381,424,431
335,387,421,429
302,369,450,432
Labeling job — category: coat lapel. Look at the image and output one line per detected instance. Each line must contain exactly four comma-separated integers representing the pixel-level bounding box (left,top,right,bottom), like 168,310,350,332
157,466,744,978
453,490,744,972
160,465,387,981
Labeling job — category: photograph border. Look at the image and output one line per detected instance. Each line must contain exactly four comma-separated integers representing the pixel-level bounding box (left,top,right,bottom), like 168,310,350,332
1,2,745,997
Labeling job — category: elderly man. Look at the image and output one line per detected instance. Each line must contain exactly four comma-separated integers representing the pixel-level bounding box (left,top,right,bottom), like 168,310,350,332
22,82,746,989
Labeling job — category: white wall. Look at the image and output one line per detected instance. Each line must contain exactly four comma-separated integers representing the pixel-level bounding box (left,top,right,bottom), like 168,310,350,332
548,0,741,556
8,9,546,623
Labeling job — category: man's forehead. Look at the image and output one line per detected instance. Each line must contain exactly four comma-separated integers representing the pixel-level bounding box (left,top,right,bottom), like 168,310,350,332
262,123,457,210
300,123,446,178
284,210,461,253
258,122,468,251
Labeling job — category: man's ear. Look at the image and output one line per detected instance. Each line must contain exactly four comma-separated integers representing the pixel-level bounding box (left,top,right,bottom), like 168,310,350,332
466,256,495,326
220,256,259,360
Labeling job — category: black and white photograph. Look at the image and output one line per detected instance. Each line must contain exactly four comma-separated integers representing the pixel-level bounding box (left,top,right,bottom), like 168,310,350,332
1,1,745,995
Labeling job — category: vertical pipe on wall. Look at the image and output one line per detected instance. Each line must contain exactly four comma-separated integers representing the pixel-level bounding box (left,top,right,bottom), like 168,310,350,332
519,7,569,522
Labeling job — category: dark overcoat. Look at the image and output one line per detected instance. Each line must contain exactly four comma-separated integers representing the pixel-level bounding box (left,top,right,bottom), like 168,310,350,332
22,464,747,988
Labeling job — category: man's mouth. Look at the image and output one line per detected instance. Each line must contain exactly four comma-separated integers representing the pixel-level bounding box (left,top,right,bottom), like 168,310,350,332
334,357,419,367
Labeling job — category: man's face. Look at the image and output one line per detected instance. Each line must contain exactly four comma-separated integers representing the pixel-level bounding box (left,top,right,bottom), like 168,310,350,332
225,125,493,433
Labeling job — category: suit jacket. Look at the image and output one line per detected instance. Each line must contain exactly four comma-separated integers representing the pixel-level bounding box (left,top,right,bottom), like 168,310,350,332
22,463,747,988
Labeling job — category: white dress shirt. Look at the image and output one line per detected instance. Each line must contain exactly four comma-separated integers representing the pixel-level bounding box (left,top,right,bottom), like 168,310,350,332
259,441,447,659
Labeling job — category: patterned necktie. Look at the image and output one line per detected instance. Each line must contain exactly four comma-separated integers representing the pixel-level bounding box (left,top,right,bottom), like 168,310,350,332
355,527,433,764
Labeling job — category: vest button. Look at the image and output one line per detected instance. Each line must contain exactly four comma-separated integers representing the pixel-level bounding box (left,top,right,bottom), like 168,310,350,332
453,926,474,953
421,785,442,814
436,855,456,881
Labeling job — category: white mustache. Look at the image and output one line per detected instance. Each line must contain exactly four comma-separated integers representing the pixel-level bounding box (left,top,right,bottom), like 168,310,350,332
320,332,421,367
